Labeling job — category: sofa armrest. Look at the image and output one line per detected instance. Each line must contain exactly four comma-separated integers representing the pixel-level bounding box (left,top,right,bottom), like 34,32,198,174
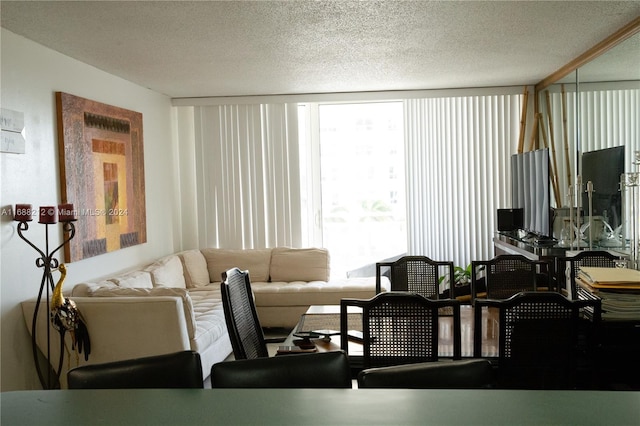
88,287,197,339
22,296,191,388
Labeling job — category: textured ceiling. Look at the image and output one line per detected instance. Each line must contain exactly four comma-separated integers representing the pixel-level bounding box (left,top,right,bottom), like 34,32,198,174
1,1,639,99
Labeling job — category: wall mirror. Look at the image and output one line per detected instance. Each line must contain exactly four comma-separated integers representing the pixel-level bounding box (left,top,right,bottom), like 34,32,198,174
534,17,639,256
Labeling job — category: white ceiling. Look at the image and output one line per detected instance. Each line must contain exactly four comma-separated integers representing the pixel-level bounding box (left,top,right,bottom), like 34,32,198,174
1,1,639,99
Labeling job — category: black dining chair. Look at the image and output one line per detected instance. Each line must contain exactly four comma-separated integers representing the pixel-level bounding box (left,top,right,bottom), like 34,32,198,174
210,350,352,388
357,359,494,389
473,291,601,389
341,292,461,369
376,255,455,299
471,254,553,303
220,267,269,360
557,250,623,299
67,350,204,389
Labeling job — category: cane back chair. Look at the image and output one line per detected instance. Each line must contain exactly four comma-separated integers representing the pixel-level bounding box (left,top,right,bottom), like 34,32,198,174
474,291,601,389
558,250,624,299
220,267,269,360
376,255,455,299
341,292,461,369
471,254,553,302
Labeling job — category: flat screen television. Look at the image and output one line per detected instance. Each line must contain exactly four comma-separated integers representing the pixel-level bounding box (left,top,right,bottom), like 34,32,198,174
581,146,625,230
511,148,551,238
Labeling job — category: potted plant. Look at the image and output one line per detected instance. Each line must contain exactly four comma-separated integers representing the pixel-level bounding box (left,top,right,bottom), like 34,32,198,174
453,264,472,286
439,263,477,299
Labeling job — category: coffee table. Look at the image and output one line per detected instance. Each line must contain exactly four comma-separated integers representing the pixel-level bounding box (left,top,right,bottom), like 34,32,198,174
284,305,364,362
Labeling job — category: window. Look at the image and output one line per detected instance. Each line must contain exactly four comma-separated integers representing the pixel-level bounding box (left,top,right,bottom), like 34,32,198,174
300,102,406,277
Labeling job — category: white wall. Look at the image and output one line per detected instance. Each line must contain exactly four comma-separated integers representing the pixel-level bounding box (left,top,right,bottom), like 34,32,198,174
1,29,178,391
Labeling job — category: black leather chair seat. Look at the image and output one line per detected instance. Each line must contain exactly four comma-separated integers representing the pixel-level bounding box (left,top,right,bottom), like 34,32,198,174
211,350,352,388
67,350,204,389
357,359,494,389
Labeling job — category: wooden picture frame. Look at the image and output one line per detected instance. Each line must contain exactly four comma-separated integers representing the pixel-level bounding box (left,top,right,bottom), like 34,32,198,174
56,92,146,262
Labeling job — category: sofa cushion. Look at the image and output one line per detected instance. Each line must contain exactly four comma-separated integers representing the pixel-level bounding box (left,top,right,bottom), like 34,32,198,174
109,270,153,289
90,286,196,339
269,247,330,282
201,248,271,283
179,250,210,288
145,255,186,289
187,287,228,354
251,277,384,307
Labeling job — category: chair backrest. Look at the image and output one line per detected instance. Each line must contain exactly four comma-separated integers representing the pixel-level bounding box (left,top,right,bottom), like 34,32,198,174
474,291,601,389
210,351,352,388
472,255,552,301
376,256,454,299
341,292,461,368
357,359,493,389
67,351,203,389
220,267,269,360
559,250,622,299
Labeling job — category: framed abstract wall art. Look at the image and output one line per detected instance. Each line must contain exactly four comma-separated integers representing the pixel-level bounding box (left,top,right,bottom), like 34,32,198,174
56,92,147,262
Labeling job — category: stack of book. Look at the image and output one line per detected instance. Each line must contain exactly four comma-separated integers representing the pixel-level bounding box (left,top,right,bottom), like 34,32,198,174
577,267,640,320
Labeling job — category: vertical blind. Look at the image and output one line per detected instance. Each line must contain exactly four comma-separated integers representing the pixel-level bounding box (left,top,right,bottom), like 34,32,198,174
578,87,640,250
578,87,639,161
404,95,522,268
191,103,301,249
544,86,639,209
180,93,525,267
179,88,636,269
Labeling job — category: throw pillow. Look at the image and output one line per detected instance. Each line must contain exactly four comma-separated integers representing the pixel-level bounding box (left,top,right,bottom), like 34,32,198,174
179,249,210,288
110,271,153,289
70,281,117,297
145,255,187,289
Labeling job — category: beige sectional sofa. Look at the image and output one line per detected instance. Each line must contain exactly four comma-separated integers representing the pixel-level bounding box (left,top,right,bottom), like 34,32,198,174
22,247,386,387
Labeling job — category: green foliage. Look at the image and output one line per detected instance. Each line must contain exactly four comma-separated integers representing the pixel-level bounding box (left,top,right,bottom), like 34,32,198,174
453,264,472,284
439,263,472,285
359,200,393,222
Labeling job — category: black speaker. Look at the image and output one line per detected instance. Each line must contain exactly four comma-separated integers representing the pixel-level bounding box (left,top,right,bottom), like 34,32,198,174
497,208,523,231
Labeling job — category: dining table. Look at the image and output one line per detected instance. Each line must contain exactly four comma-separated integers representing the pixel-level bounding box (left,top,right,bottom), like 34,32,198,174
2,388,638,425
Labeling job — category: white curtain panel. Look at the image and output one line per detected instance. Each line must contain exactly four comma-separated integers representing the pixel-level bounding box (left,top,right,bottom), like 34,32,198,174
191,103,301,249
